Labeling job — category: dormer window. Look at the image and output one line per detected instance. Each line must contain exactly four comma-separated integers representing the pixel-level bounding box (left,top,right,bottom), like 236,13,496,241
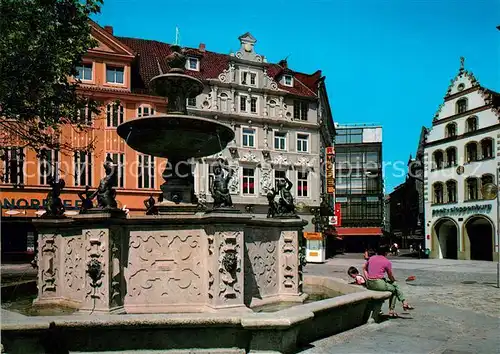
187,57,199,71
284,75,293,87
106,66,124,84
137,104,155,117
240,71,257,86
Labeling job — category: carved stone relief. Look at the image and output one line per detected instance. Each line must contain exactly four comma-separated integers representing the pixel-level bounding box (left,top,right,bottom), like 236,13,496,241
281,231,297,290
40,234,58,294
260,168,273,196
127,231,202,303
85,230,106,303
246,236,278,297
263,71,278,90
272,154,290,167
228,163,240,194
239,151,260,164
110,228,122,307
218,63,235,83
217,231,242,300
64,236,83,298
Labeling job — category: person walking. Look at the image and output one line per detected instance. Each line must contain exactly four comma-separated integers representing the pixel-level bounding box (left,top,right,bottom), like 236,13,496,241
363,245,414,317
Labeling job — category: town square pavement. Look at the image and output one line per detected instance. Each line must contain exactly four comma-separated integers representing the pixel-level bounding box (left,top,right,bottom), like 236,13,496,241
299,255,500,354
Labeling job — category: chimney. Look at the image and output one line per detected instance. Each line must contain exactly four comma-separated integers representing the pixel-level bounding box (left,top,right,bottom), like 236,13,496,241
104,26,113,35
278,59,288,69
198,43,206,52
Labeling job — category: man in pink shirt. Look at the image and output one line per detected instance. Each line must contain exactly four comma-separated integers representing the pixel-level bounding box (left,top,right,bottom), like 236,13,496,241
363,245,414,317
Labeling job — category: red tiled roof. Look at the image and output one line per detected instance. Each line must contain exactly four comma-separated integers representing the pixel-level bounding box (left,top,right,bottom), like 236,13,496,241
117,37,320,98
335,227,383,237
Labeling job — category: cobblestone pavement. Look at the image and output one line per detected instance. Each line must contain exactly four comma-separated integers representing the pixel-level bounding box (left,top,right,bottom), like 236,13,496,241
299,256,500,354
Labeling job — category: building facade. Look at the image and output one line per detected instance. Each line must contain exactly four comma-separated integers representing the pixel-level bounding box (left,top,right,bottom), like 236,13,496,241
387,128,426,248
0,23,335,257
333,124,384,252
424,60,499,261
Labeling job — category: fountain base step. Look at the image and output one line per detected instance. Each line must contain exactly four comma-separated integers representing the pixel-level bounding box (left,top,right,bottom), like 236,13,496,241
156,201,200,215
205,207,242,214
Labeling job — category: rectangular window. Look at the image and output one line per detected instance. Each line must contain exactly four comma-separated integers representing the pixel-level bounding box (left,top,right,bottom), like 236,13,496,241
75,106,93,125
241,71,257,86
74,151,92,187
1,147,24,185
275,170,286,189
350,129,363,143
187,57,199,71
297,171,308,197
242,128,255,148
297,133,309,152
336,131,348,144
242,168,255,195
106,104,124,127
137,106,155,117
274,131,287,150
106,152,125,188
76,63,93,81
138,154,155,189
39,149,59,185
250,97,257,113
250,73,256,86
293,100,308,121
106,66,124,84
241,71,248,85
187,97,196,107
284,75,293,87
240,95,247,112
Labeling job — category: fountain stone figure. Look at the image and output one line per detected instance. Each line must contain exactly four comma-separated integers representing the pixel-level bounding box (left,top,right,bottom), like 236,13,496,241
209,158,234,210
117,45,234,213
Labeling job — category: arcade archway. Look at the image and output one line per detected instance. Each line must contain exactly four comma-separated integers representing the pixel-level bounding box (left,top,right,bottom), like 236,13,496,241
463,215,494,261
433,218,458,259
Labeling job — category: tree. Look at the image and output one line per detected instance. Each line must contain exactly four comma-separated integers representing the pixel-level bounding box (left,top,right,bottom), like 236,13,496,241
0,0,103,154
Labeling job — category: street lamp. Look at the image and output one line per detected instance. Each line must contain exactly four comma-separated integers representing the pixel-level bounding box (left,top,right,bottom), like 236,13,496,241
481,176,499,289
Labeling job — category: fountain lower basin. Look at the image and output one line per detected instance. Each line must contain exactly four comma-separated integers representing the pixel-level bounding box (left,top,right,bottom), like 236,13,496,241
1,275,391,353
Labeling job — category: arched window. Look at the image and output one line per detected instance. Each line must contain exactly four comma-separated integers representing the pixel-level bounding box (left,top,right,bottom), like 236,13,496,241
445,147,457,167
466,116,477,132
466,177,479,200
446,180,457,203
456,98,467,114
465,142,478,162
480,138,493,159
269,100,277,117
433,150,444,169
137,104,155,117
220,92,228,112
445,123,457,138
433,182,444,204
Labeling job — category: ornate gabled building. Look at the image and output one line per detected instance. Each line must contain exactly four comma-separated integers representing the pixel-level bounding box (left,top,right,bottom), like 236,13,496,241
424,58,499,261
1,22,335,257
120,32,336,227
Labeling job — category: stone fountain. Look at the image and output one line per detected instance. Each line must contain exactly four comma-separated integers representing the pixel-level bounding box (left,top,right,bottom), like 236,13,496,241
30,45,307,315
2,45,390,354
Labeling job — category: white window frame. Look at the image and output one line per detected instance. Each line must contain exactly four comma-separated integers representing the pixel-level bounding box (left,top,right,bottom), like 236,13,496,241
241,166,257,196
75,105,93,125
106,152,125,188
240,94,248,113
273,130,287,151
240,70,258,87
241,126,256,148
137,154,155,189
75,62,93,82
186,57,200,71
296,132,310,153
74,151,92,187
105,65,125,85
2,147,25,185
39,149,60,185
250,96,258,114
137,104,155,117
297,170,309,198
187,97,197,107
106,103,124,128
283,75,293,87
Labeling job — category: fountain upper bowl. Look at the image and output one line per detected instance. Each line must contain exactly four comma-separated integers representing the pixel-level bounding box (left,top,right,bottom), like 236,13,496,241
117,114,235,159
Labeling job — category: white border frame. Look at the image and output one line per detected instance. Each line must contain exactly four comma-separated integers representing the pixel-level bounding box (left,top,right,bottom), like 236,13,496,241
296,132,311,153
241,125,257,149
240,165,258,197
273,129,288,152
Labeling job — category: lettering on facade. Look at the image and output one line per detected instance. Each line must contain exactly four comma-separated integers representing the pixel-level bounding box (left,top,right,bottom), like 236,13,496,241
432,204,493,217
2,198,81,210
326,147,335,195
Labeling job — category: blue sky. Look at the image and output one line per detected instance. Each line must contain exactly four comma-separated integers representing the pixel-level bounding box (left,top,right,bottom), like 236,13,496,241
94,0,499,192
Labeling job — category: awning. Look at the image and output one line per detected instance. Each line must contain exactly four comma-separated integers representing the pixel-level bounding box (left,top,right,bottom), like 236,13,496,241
335,227,383,237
